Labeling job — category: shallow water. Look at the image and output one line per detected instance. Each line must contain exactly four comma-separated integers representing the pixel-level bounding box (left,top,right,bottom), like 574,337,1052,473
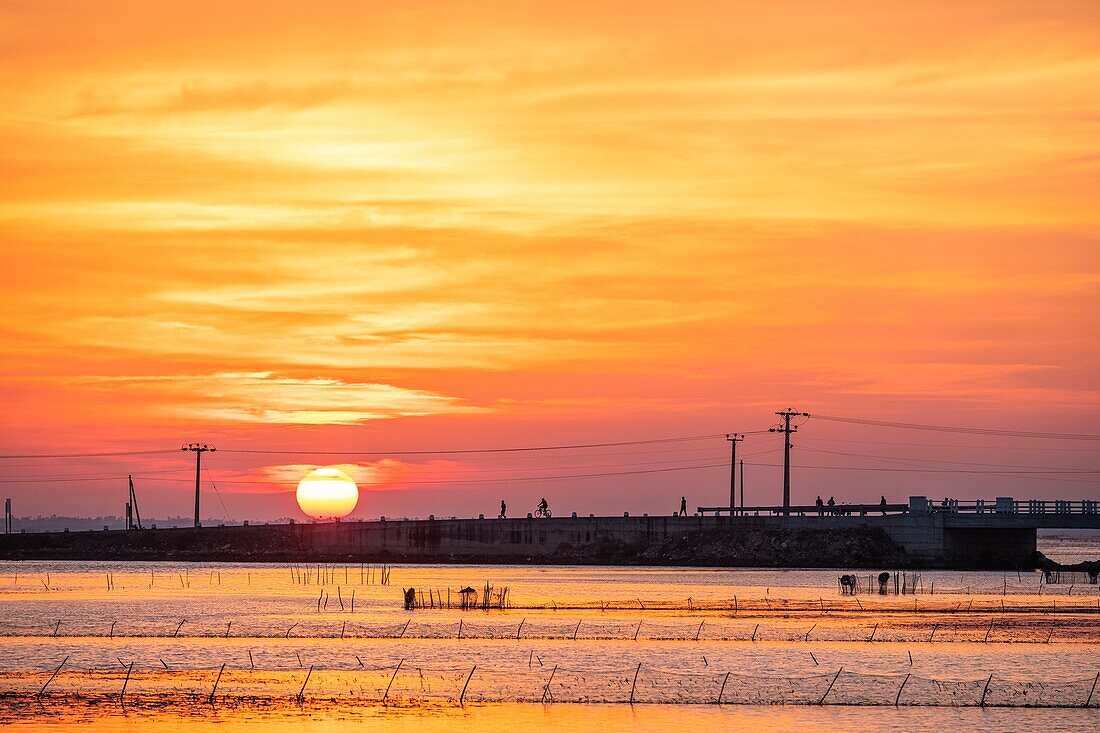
0,536,1096,730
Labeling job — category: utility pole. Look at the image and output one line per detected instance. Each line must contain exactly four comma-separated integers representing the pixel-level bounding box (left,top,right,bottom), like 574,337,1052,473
128,475,142,530
181,443,216,528
769,409,808,515
725,433,744,516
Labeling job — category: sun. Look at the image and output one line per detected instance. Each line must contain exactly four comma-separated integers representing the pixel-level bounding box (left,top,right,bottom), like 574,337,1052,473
296,467,359,520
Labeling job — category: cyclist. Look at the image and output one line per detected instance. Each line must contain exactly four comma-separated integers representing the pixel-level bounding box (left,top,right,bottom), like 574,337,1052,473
536,497,550,517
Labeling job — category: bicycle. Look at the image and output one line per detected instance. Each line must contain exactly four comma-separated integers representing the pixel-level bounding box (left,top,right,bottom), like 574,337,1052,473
534,506,552,518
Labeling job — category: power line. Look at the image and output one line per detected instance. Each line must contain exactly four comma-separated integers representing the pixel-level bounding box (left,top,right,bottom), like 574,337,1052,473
810,414,1100,441
798,436,1099,453
0,446,786,485
0,430,777,464
200,453,233,523
0,449,178,460
215,432,773,457
799,446,1096,472
140,461,733,486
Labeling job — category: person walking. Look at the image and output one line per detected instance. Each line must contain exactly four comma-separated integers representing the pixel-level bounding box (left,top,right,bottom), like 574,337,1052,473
679,496,687,516
499,499,507,519
879,495,887,515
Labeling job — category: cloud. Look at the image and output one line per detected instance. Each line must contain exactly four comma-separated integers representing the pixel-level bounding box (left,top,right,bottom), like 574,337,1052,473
258,459,473,490
74,372,486,425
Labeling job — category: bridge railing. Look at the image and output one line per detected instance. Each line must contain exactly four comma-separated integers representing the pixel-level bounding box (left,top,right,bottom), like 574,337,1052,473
695,499,1099,517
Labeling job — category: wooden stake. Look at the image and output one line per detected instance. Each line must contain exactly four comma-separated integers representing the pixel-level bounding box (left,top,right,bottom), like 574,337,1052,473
979,673,993,707
717,671,730,704
819,667,842,705
895,673,910,707
542,665,558,703
38,656,67,698
208,663,225,705
297,665,313,704
381,658,404,704
119,661,134,706
459,665,476,705
629,663,642,704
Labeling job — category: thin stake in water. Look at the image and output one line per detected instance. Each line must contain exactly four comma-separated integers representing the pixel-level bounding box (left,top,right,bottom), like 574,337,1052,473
208,663,225,706
38,656,67,698
296,665,313,705
382,659,404,704
119,661,134,706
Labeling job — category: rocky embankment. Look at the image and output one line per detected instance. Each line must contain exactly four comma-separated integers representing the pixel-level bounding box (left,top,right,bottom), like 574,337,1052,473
0,525,306,562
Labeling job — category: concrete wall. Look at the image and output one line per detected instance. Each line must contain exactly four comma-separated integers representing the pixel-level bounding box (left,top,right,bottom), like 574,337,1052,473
1,512,1070,568
292,513,1040,567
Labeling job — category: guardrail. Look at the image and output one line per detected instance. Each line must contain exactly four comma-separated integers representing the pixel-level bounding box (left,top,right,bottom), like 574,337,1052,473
696,499,1099,517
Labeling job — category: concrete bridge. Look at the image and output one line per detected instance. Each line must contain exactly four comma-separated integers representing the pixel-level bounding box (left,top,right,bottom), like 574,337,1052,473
692,496,1100,567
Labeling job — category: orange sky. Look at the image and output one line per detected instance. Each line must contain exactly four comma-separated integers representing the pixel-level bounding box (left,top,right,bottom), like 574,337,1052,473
1,1,1098,520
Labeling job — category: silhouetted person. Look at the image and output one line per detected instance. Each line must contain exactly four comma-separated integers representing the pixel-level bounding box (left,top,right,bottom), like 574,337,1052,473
816,496,823,516
537,497,549,517
880,495,887,515
827,496,836,515
499,500,507,519
679,496,687,516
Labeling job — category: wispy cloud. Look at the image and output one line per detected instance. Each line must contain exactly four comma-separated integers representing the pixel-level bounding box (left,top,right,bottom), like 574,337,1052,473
74,372,486,425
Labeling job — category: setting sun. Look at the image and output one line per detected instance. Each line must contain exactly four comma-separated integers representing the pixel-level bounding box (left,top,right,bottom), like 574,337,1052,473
295,467,359,520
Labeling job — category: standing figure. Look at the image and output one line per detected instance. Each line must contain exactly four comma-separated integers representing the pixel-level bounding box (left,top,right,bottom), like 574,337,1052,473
679,496,687,516
499,499,507,519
